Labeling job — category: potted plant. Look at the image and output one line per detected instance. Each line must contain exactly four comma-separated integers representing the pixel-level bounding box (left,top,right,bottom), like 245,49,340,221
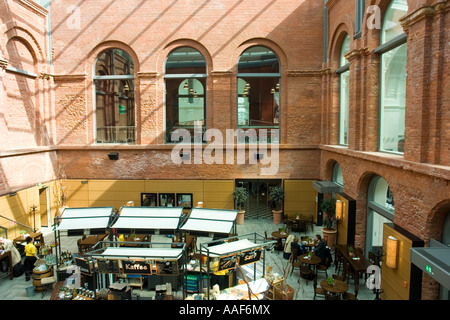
233,186,248,225
270,186,285,224
320,196,337,249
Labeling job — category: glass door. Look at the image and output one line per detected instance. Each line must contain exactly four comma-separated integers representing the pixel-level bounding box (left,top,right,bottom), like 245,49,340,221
235,179,281,219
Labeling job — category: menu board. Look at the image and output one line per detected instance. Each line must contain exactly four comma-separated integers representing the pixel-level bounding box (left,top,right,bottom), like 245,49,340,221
155,260,179,276
75,257,92,276
122,260,152,275
217,254,237,272
238,249,262,266
97,259,120,274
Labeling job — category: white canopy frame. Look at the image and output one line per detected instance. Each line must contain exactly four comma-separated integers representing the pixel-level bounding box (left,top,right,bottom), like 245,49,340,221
199,232,276,300
180,208,238,235
111,206,184,231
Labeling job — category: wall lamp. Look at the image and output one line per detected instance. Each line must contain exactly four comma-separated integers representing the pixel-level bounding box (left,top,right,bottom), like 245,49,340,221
335,199,343,222
108,152,119,160
386,236,398,269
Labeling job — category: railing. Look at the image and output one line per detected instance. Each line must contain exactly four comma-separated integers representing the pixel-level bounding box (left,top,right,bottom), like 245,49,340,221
0,214,35,232
96,126,135,144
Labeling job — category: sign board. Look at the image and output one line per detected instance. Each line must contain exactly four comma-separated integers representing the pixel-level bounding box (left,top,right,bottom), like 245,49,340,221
75,257,92,276
238,249,262,266
155,260,179,276
97,259,120,274
122,260,152,275
217,254,237,272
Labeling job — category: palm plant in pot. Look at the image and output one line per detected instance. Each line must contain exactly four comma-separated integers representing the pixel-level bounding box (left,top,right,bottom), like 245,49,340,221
233,186,248,225
320,196,337,249
270,186,285,224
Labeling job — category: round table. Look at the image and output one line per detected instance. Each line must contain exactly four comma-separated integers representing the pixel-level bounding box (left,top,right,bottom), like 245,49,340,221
298,254,321,266
298,254,321,280
271,231,289,251
320,279,349,294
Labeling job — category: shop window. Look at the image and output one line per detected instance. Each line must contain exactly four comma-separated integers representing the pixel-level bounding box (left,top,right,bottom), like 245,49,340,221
378,0,408,154
337,35,350,146
366,176,395,256
94,49,135,144
165,47,206,143
237,46,280,143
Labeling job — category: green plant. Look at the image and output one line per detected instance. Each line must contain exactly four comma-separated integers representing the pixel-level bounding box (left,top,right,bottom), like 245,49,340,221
233,187,248,211
326,277,335,286
270,186,285,211
320,197,336,229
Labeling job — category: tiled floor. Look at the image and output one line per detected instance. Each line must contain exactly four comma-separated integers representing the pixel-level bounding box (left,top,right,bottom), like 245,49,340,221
0,217,378,300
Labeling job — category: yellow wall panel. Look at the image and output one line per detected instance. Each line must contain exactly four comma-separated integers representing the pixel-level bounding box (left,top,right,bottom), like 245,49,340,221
284,180,317,219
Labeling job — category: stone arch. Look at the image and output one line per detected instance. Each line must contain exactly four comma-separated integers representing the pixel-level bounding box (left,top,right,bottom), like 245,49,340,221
158,38,213,76
328,16,353,70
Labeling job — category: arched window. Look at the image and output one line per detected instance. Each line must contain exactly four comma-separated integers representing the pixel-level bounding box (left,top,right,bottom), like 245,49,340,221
366,176,395,256
165,47,206,143
332,162,344,187
378,0,408,154
94,48,135,144
237,46,280,142
337,35,350,146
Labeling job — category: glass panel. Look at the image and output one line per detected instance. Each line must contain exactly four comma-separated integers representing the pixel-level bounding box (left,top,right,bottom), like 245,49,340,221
340,34,351,67
237,77,280,127
165,47,206,74
339,70,350,145
380,43,406,153
382,0,408,44
95,49,134,76
95,79,135,143
238,46,280,74
369,210,391,255
165,78,206,143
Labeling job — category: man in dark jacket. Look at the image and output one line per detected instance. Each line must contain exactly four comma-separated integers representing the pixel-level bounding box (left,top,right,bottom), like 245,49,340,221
314,234,327,265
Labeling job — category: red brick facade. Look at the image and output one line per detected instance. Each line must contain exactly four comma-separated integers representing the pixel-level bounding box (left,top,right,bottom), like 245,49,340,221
0,0,449,299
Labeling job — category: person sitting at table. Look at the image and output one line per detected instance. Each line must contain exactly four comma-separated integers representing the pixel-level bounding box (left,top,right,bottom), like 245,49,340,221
314,234,327,265
0,237,22,273
290,237,307,255
24,236,39,281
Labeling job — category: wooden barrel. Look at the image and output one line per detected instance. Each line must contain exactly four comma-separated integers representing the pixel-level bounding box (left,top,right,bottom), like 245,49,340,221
32,266,53,291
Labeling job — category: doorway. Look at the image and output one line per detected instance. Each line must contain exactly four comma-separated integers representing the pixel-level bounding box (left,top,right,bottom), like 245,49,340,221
235,179,282,219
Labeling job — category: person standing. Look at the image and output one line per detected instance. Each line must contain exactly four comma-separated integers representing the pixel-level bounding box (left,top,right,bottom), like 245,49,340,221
24,236,39,281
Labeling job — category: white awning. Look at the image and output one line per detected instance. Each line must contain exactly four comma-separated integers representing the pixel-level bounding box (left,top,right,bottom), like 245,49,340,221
111,207,183,230
90,247,183,260
180,219,234,234
56,207,113,231
189,208,238,221
180,208,237,234
201,239,260,257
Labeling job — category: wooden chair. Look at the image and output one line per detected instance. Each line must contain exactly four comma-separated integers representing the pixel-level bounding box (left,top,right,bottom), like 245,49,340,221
290,247,301,276
299,265,313,285
332,274,345,282
264,231,276,252
316,258,329,278
305,216,314,233
368,251,380,266
313,277,326,300
343,282,359,300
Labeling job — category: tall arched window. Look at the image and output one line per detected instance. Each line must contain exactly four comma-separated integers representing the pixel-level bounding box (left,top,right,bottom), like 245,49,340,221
337,35,350,146
165,47,206,143
332,162,344,187
94,49,135,144
366,176,395,256
377,0,408,154
237,46,280,142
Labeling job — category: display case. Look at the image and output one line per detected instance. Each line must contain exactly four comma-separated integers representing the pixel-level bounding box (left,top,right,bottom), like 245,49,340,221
159,193,175,207
176,193,193,209
141,193,157,207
